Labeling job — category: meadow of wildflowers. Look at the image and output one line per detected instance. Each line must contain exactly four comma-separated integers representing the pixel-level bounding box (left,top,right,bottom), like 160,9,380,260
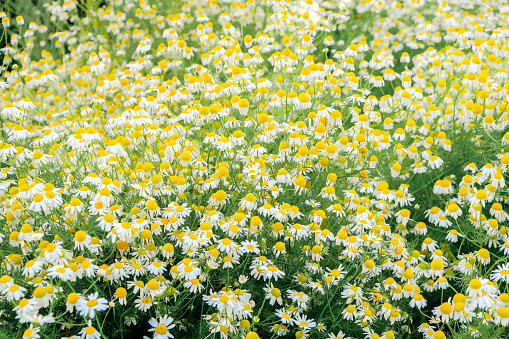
0,0,509,338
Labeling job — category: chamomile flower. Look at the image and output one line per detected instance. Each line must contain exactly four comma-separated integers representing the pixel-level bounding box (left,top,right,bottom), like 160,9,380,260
148,315,175,339
75,293,109,319
490,264,509,283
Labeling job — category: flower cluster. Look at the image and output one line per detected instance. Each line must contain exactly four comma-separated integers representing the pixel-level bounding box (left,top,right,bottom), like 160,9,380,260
0,0,509,338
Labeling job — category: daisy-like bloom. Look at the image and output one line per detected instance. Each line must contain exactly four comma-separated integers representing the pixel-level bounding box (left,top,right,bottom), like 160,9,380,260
22,325,40,339
428,155,444,169
327,203,346,217
113,222,134,242
96,213,115,232
287,290,310,310
74,231,90,251
260,265,285,281
467,277,498,309
5,284,27,301
29,193,52,215
476,248,491,265
183,278,204,293
499,241,509,255
239,193,257,210
39,69,58,84
490,263,509,283
22,259,44,276
469,189,489,207
264,283,283,306
318,186,337,201
293,314,316,330
273,241,286,257
361,259,381,278
444,202,462,219
275,308,295,324
78,320,101,339
75,292,109,318
342,304,357,321
65,292,80,313
148,315,175,339
209,189,229,207
47,265,74,281
176,258,202,281
64,197,84,215
135,296,154,312
409,294,427,309
494,307,509,326
217,238,239,255
146,260,167,275
113,287,127,306
421,237,439,252
432,301,454,323
328,331,351,339
240,240,260,254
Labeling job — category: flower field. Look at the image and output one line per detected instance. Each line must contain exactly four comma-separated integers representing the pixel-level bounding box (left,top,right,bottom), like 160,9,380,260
1,0,509,338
